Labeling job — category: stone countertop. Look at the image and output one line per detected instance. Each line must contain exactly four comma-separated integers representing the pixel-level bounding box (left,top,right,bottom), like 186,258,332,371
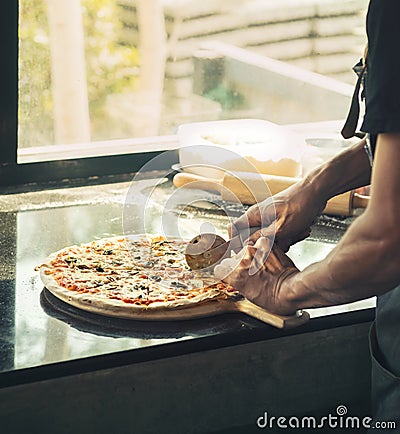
0,178,374,388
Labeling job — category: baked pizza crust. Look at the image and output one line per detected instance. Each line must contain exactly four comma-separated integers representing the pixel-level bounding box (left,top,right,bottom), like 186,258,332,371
38,235,240,320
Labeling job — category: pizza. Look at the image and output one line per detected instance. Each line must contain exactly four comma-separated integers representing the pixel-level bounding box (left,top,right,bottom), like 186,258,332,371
36,235,240,320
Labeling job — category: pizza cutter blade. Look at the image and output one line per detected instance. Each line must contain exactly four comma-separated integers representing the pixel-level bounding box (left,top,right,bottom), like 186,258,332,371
185,227,261,271
185,233,231,271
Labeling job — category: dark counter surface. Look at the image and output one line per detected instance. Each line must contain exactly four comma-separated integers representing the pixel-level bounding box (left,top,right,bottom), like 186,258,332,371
0,178,375,388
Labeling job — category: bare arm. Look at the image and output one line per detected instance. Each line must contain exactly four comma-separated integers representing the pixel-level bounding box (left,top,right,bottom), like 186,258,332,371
216,133,400,314
301,136,371,201
231,137,372,251
285,132,400,310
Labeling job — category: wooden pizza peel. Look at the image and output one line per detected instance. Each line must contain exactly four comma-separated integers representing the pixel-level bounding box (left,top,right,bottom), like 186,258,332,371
41,270,309,329
38,235,309,330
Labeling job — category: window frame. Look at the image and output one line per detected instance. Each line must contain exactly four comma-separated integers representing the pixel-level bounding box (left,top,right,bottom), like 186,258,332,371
0,1,178,193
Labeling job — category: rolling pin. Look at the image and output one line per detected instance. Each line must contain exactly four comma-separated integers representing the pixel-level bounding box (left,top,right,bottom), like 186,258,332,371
173,171,369,216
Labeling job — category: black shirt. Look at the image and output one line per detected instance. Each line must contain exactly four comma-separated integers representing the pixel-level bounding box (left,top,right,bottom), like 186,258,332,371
359,1,400,415
361,0,400,135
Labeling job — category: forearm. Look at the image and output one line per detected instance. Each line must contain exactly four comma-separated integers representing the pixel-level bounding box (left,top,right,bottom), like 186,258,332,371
298,137,371,203
285,210,400,310
282,133,400,311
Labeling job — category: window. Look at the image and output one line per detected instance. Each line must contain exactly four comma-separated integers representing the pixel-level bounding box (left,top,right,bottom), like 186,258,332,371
1,0,368,190
1,1,178,190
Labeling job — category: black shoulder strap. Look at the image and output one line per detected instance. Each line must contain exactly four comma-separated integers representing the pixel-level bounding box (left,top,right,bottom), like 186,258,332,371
341,64,367,139
341,46,368,139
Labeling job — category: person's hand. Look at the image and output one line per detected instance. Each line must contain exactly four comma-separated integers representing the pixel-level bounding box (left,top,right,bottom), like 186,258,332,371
230,183,326,252
214,237,300,315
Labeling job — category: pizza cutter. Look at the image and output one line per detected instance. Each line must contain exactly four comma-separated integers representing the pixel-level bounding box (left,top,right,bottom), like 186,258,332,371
185,231,309,329
185,233,232,271
185,227,260,271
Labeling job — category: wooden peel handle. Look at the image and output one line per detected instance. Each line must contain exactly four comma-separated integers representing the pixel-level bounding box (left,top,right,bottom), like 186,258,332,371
233,298,310,329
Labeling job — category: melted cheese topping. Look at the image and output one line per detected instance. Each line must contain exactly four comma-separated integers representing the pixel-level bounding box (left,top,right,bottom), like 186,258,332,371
39,236,238,307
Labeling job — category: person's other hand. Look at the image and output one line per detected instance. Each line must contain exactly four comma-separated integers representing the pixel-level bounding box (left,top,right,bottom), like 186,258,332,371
214,237,300,315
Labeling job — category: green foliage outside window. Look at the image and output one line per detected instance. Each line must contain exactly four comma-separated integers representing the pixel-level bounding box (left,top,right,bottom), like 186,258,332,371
19,0,139,148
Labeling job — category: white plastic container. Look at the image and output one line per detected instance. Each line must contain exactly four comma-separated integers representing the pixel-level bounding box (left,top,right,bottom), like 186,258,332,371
177,119,306,179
